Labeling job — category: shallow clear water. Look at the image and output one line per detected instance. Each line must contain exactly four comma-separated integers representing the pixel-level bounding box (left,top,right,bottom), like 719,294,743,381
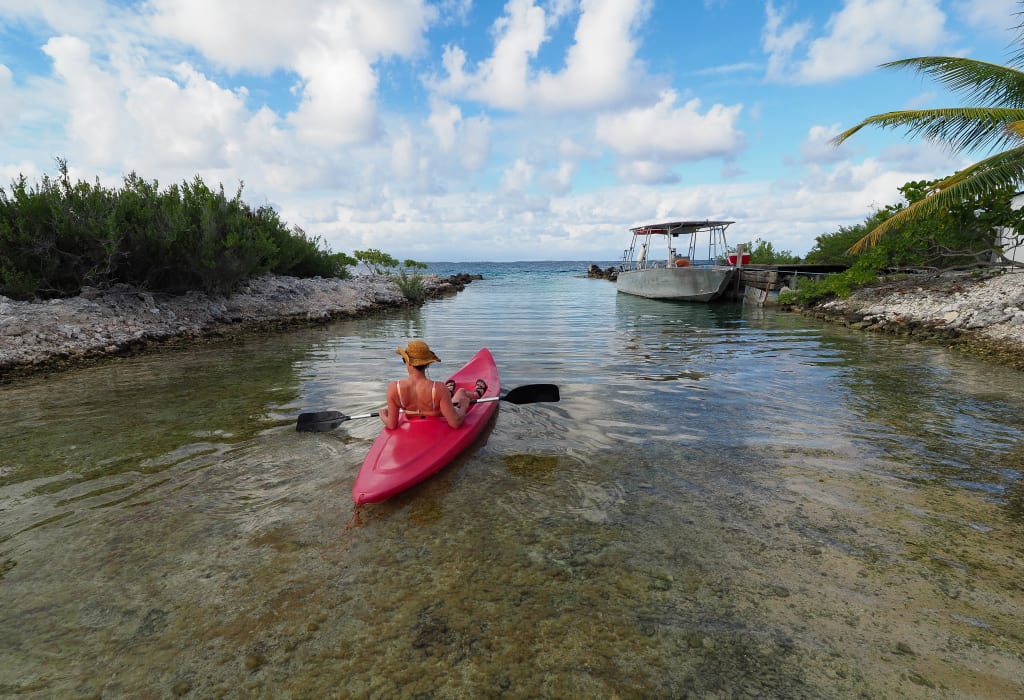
2,262,1023,697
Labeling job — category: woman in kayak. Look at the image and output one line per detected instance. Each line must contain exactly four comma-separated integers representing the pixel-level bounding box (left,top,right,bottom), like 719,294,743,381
380,340,487,429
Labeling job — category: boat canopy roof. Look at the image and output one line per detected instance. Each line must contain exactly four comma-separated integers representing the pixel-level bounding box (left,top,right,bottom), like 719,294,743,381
630,220,734,236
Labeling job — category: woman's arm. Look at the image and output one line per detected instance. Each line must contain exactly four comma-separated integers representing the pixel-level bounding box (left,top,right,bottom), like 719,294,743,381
380,381,401,429
438,382,467,429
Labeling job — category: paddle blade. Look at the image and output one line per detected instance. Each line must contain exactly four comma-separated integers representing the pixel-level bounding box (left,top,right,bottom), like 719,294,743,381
296,410,348,432
502,384,560,404
296,409,382,431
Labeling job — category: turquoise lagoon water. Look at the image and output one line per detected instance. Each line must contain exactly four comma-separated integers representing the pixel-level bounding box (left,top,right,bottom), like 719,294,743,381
1,262,1023,697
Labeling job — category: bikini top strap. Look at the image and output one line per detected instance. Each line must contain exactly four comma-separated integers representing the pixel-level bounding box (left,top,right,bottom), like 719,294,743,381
396,379,439,416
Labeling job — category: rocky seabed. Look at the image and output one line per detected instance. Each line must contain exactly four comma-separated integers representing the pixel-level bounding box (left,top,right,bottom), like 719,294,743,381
0,274,472,379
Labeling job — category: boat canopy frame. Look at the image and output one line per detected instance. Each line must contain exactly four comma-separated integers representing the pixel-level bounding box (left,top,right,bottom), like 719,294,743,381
621,220,735,270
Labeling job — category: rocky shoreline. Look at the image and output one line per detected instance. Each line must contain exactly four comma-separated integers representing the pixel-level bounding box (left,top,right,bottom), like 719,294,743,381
798,269,1024,371
3,269,1022,383
0,273,477,382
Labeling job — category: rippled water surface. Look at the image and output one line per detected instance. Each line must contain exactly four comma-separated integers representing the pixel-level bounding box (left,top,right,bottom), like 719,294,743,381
2,262,1024,698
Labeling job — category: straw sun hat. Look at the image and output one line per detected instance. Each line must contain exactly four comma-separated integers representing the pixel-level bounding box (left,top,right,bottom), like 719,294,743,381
397,340,441,367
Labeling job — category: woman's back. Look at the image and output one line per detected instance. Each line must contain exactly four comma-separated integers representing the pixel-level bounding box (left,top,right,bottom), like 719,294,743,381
395,377,442,417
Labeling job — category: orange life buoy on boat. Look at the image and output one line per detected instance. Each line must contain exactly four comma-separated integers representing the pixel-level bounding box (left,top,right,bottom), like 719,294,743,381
674,258,690,267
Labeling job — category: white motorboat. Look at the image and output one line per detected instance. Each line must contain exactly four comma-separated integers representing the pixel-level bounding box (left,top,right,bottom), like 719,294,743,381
616,220,740,301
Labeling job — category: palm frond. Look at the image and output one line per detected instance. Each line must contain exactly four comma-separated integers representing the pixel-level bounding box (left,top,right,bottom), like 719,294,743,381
1008,0,1024,67
832,107,1024,153
849,146,1024,253
1006,119,1024,139
838,3,1024,255
880,57,1024,108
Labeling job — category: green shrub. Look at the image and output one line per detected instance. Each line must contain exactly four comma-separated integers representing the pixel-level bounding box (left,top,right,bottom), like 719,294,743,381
393,269,425,302
804,178,1023,270
782,259,881,305
394,259,428,302
0,161,354,299
353,249,429,301
353,248,399,275
271,222,356,278
0,166,120,298
734,239,802,264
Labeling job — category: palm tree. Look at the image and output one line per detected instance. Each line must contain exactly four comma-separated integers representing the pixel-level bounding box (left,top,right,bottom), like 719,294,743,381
831,4,1024,253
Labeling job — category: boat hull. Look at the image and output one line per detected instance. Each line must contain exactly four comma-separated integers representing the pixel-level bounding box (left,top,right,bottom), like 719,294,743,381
616,266,736,301
352,347,500,504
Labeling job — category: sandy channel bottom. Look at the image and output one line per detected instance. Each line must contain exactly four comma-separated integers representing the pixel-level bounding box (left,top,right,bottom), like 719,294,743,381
2,421,1022,699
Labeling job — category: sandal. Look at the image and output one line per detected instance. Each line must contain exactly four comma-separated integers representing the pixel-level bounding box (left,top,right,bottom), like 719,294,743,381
474,379,488,399
444,379,456,396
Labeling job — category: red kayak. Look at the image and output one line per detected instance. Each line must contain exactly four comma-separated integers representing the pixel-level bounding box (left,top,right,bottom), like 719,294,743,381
352,347,500,504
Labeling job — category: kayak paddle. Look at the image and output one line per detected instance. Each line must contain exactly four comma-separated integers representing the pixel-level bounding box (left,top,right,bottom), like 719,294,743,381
295,383,560,432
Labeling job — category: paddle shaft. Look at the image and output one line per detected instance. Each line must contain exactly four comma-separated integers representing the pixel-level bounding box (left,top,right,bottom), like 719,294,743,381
346,410,381,420
295,383,558,432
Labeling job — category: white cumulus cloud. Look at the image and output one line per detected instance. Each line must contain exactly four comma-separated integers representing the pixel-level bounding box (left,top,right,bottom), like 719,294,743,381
0,64,15,130
595,90,744,162
953,0,1018,35
500,158,535,192
428,98,463,152
431,0,652,113
287,43,380,146
615,160,677,185
42,36,129,164
148,0,435,146
799,124,848,164
533,0,651,110
539,160,577,193
426,99,492,172
764,0,948,84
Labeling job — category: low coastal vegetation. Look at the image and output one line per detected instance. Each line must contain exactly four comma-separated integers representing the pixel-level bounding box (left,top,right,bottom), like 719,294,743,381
353,248,430,302
0,161,427,302
735,239,801,266
781,178,1023,305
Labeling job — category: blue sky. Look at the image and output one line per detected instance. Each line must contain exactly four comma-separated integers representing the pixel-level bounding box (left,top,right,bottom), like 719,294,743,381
0,0,1019,261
